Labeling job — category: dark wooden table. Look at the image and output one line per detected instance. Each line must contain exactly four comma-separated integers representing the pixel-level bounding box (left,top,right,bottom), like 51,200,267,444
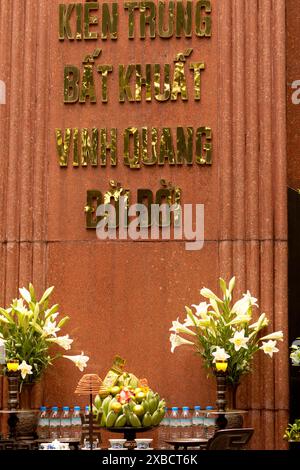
165,438,208,450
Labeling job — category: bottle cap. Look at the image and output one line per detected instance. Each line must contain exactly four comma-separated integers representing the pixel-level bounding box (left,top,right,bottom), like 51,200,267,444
63,406,69,411
52,406,58,411
206,406,213,410
182,406,189,411
74,406,81,411
172,407,178,411
194,406,201,410
40,406,47,411
85,406,90,411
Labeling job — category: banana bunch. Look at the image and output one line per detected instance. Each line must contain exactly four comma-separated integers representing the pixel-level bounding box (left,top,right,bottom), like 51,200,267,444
93,388,166,428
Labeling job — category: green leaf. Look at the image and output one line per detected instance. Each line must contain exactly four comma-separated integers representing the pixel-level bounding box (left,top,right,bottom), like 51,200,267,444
0,307,14,323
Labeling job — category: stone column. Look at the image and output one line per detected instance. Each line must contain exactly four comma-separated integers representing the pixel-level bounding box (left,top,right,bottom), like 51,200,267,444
218,0,288,449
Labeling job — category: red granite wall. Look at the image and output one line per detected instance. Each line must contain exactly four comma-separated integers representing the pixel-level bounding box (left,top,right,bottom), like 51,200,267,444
0,0,288,449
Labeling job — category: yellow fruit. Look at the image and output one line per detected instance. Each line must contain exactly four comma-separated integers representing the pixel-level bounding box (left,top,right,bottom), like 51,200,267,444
134,388,143,394
135,392,146,403
133,405,145,417
111,402,122,413
110,386,121,396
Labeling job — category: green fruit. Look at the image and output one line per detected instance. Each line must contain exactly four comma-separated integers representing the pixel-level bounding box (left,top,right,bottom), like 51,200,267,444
151,410,161,426
129,399,136,411
123,404,132,426
100,411,107,427
108,397,118,412
129,412,142,427
115,414,127,427
141,400,149,413
149,398,157,414
158,399,166,409
142,412,152,427
106,410,118,427
146,390,154,401
94,394,102,409
102,395,113,415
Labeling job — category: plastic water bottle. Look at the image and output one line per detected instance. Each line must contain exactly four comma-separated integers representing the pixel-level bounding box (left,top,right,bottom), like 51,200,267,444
205,406,216,439
192,406,203,438
60,406,71,438
49,406,60,439
71,406,82,439
37,406,49,439
180,406,193,438
157,407,169,449
169,407,180,440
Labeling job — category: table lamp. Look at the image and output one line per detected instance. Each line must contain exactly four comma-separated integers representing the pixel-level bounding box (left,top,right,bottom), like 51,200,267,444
74,374,102,450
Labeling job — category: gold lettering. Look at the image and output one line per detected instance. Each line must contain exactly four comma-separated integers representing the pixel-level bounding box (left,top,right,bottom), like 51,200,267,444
159,128,176,165
176,127,194,164
119,65,135,102
73,128,79,167
196,0,212,37
100,129,117,166
140,1,156,39
86,190,103,229
102,3,118,40
135,64,152,101
124,128,140,169
80,65,97,103
176,1,192,38
81,128,98,166
190,62,205,101
84,2,99,40
64,66,79,103
59,4,75,40
154,64,171,102
196,127,212,165
55,128,72,167
171,62,188,101
158,1,174,38
97,65,113,102
124,2,139,39
76,4,83,40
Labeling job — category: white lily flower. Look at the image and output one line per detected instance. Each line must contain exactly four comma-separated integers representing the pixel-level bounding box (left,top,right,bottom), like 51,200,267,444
227,313,252,326
290,348,300,366
249,313,269,331
200,288,222,303
169,318,196,336
19,287,31,304
170,333,194,353
228,277,236,294
43,320,60,337
183,316,195,327
18,360,33,380
232,291,258,316
0,337,6,346
260,331,284,342
192,302,209,318
45,310,60,321
229,329,249,351
47,334,73,350
212,347,230,363
63,352,89,371
260,340,279,358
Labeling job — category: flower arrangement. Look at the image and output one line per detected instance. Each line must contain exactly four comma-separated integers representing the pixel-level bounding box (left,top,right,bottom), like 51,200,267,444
283,419,300,442
290,340,300,366
169,277,283,386
0,284,89,384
